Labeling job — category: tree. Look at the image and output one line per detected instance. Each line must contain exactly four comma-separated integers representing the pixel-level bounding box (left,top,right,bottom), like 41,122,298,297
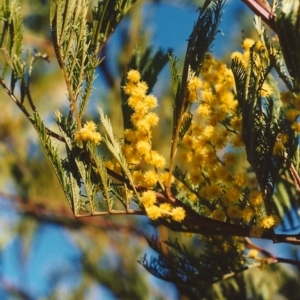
1,0,300,299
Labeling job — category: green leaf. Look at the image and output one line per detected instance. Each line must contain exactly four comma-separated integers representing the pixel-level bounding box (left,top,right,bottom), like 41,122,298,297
32,111,73,207
168,54,181,96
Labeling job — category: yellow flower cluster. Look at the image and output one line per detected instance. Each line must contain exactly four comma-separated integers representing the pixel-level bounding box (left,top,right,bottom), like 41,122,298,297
280,91,300,135
187,72,202,103
122,70,167,186
141,190,185,222
231,38,272,97
177,56,246,218
123,70,185,222
74,121,102,145
173,52,280,235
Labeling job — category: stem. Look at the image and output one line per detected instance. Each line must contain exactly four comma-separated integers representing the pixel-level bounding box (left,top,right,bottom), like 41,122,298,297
166,61,190,197
57,44,82,129
241,0,277,32
0,78,65,142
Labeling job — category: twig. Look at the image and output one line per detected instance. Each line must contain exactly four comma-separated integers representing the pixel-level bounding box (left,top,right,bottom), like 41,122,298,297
244,237,275,258
241,0,277,32
0,78,65,142
0,191,146,236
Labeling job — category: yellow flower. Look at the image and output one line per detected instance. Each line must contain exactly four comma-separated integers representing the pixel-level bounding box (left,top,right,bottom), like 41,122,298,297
104,160,114,170
159,203,172,212
132,170,144,184
199,186,209,198
136,140,151,155
210,109,227,124
230,133,244,147
201,89,214,103
159,172,175,185
249,191,263,207
211,209,226,221
215,165,231,182
85,121,97,131
280,91,292,105
206,184,223,200
243,38,255,51
141,190,157,207
130,112,143,126
122,144,133,157
123,81,137,95
142,170,158,188
188,193,198,202
250,225,264,238
188,76,202,90
261,82,272,97
292,122,300,133
133,102,149,115
223,152,237,166
144,150,166,169
242,207,254,223
193,147,210,166
230,115,242,131
219,91,236,112
280,133,288,145
182,135,196,149
273,141,285,155
294,96,300,110
178,149,193,163
197,103,211,117
225,186,241,203
147,151,166,169
191,124,203,136
286,109,299,122
260,215,276,229
74,121,102,145
227,205,242,219
145,112,159,127
231,51,243,61
211,130,227,149
127,69,141,82
188,91,198,103
248,249,259,259
146,205,161,220
135,81,148,96
188,170,203,185
124,129,136,142
234,173,247,188
202,125,215,140
144,95,158,109
171,207,186,222
127,96,140,108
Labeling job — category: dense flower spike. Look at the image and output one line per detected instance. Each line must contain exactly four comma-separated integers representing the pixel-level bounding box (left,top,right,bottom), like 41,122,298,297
122,47,280,229
75,47,284,228
123,70,185,222
171,49,280,231
74,121,102,145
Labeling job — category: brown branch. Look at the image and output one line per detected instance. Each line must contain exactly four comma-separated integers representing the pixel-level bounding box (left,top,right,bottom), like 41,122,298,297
0,78,65,143
244,237,276,258
0,191,146,237
241,0,277,32
100,164,300,244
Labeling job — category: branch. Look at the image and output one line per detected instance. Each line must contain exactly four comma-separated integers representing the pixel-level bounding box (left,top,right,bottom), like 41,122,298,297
0,191,145,236
0,78,65,142
241,0,277,32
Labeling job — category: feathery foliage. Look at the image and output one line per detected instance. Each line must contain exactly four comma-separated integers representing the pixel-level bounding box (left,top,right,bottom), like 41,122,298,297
2,0,300,298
